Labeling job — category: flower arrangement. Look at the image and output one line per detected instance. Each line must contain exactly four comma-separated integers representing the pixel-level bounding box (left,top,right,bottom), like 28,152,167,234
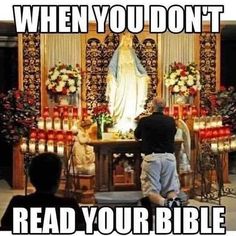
46,62,81,95
0,89,38,144
165,62,201,97
207,86,236,134
92,104,113,125
92,104,113,139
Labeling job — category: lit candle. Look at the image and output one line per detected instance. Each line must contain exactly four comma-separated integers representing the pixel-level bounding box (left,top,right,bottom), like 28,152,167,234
218,138,224,152
53,107,60,118
38,140,45,153
63,117,69,131
66,131,73,144
193,117,200,131
73,107,78,118
199,117,205,129
37,117,45,129
45,117,53,130
163,107,169,116
29,139,36,153
38,129,46,140
211,139,218,153
20,138,27,153
54,117,61,130
43,107,50,118
57,141,64,156
47,130,54,141
182,105,188,119
47,140,54,152
230,135,236,150
191,106,198,117
210,116,217,127
216,115,223,127
173,106,179,119
82,107,88,120
71,120,78,134
30,128,38,139
223,138,230,152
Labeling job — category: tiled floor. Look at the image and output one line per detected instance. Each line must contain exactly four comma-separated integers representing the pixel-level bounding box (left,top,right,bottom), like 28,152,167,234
0,176,236,230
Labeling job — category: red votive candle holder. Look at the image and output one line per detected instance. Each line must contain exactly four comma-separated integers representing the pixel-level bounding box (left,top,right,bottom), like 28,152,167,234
56,131,64,142
43,107,50,118
82,107,88,120
53,107,60,118
47,130,54,140
30,128,38,139
66,131,73,143
212,127,219,138
73,107,78,117
173,106,179,119
191,106,198,117
225,126,231,137
38,129,46,140
163,107,169,116
199,129,206,140
182,105,188,119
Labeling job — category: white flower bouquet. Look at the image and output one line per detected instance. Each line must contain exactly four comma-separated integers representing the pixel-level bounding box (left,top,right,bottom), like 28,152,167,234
46,62,81,95
164,62,201,97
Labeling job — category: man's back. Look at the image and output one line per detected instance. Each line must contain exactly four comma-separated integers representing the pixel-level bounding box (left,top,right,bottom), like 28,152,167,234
134,112,176,154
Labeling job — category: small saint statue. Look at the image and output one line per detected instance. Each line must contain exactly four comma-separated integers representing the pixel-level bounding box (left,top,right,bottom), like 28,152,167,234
73,119,95,175
106,33,150,131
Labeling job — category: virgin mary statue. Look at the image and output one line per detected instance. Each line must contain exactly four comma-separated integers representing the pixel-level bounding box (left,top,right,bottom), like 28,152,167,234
106,33,149,131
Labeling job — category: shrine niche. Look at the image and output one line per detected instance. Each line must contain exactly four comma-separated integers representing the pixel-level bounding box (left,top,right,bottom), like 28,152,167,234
85,33,158,113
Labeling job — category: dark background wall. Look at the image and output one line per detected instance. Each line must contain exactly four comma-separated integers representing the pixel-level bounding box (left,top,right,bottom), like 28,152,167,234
221,25,236,87
0,22,18,185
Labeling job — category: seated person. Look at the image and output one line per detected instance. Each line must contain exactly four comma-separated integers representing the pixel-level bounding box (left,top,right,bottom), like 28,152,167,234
0,152,86,231
73,118,95,175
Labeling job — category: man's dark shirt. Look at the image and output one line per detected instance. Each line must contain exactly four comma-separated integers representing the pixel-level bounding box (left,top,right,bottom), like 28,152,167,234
0,192,86,231
134,112,177,154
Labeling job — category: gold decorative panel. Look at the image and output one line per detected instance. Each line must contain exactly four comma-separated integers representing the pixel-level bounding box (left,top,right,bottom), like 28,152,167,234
198,31,220,111
21,33,41,112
